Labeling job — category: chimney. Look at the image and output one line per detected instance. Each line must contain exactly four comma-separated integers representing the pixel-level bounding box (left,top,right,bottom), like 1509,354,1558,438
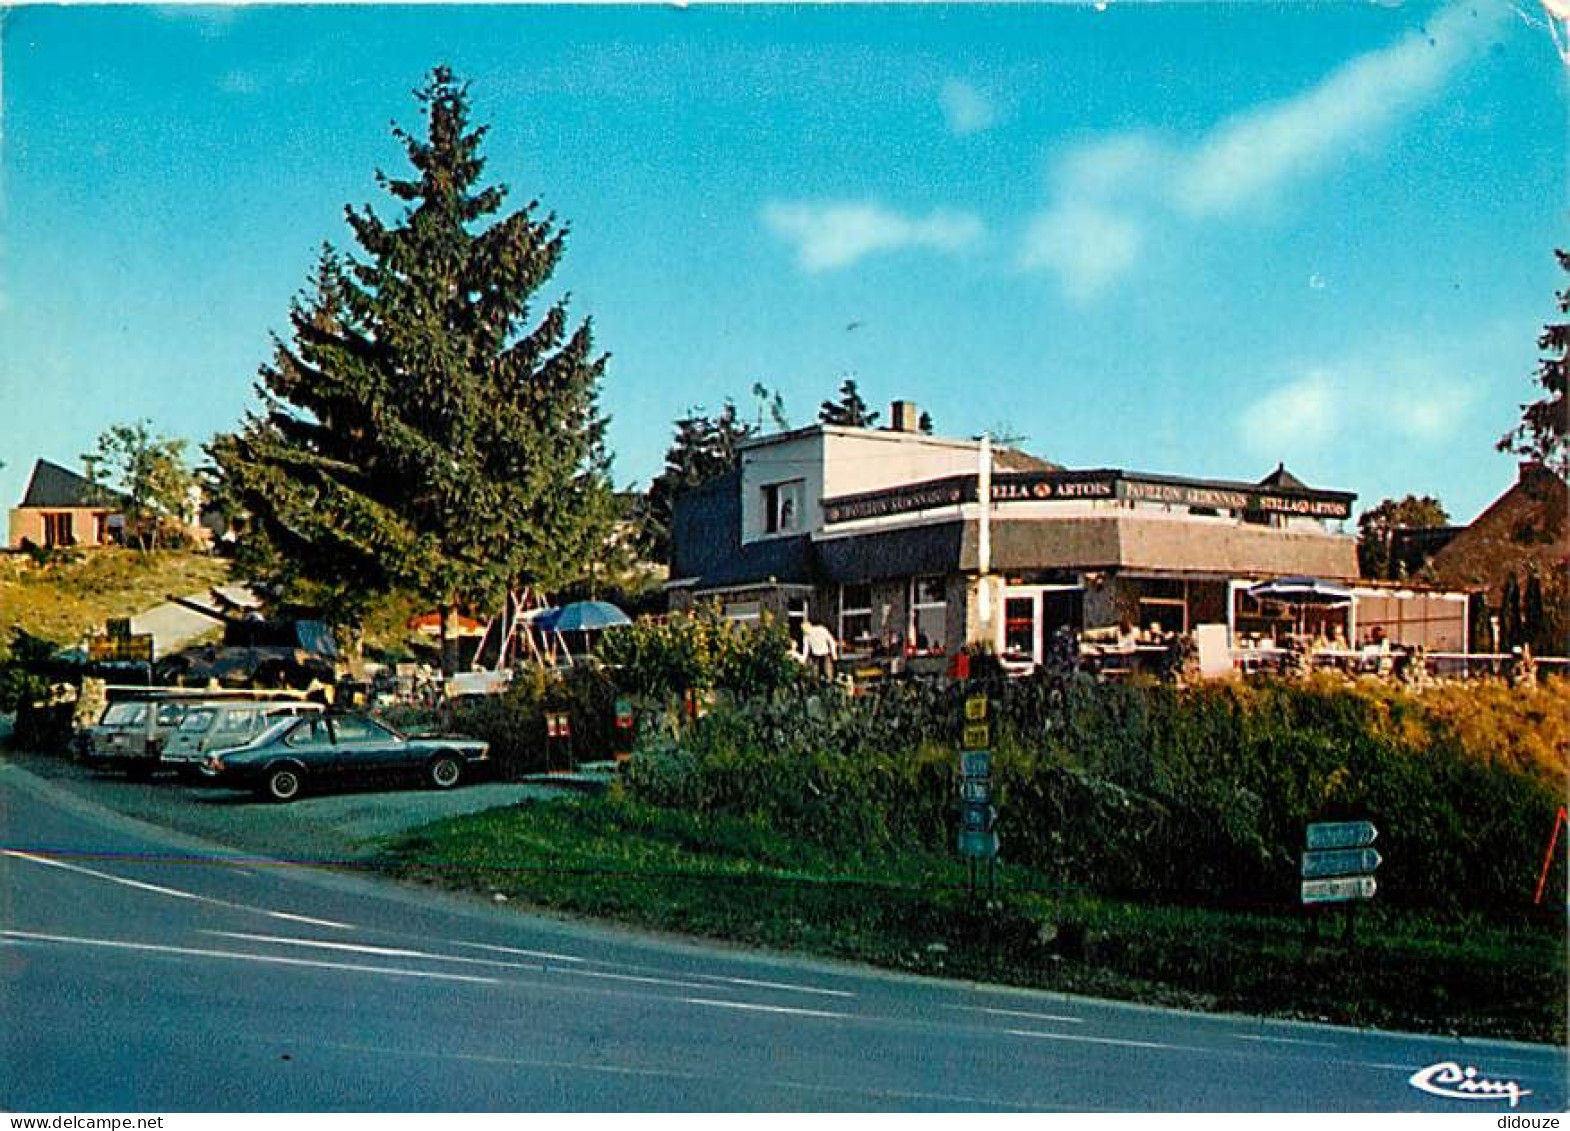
890,400,920,434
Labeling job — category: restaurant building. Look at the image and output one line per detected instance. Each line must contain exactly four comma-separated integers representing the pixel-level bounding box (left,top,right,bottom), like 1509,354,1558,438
667,406,1401,667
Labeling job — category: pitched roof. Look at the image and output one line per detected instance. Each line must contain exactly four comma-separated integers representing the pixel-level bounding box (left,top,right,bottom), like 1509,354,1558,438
995,447,1061,473
18,459,124,509
1426,463,1568,602
1258,462,1308,491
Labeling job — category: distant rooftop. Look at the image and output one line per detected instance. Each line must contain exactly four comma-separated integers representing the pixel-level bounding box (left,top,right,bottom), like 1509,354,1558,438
18,459,124,509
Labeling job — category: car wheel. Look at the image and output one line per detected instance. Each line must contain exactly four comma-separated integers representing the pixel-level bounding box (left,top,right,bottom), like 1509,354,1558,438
263,765,304,803
428,753,462,791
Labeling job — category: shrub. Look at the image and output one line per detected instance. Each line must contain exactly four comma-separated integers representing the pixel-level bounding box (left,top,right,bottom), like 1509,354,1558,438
624,675,1567,915
597,607,804,701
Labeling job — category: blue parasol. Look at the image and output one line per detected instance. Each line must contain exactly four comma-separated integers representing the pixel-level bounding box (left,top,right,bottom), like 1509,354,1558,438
535,601,632,633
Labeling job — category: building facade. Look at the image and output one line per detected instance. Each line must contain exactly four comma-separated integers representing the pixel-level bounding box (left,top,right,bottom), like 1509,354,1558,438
668,415,1380,667
8,459,124,549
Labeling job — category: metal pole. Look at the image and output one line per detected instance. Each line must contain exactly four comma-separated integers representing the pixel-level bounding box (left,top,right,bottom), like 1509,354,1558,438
977,433,992,637
1534,806,1567,905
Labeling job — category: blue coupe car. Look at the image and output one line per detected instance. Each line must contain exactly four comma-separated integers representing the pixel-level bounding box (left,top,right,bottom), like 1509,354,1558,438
204,711,489,802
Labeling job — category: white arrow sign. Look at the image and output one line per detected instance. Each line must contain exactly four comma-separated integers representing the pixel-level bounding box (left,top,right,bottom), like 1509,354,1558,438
1301,876,1377,904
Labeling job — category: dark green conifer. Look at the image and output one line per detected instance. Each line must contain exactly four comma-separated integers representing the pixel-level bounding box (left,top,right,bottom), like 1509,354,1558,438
212,68,612,672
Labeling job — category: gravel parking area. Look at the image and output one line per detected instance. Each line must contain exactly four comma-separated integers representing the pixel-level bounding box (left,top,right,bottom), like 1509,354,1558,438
1,744,575,863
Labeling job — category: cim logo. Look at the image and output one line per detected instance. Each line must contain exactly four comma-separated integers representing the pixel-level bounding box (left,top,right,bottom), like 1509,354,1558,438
1409,1061,1533,1108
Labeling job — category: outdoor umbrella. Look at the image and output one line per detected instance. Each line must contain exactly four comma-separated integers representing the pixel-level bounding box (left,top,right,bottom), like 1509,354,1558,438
1246,576,1354,637
1245,577,1354,606
535,601,632,633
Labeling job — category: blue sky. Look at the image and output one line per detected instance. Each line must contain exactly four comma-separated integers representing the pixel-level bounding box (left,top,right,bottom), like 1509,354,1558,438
1,2,1565,527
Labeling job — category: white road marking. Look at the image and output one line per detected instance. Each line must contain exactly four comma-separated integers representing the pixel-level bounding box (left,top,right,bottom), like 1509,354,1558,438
554,966,734,992
947,1004,1084,1025
1,930,497,985
1234,1033,1337,1048
306,1039,1064,1110
446,939,585,963
2,850,353,930
688,972,855,999
206,933,854,1006
682,997,849,1020
1007,1028,1189,1052
205,931,439,960
203,930,557,975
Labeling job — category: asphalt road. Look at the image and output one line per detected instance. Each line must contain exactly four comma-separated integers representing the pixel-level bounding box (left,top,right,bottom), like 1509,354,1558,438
1,759,1564,1113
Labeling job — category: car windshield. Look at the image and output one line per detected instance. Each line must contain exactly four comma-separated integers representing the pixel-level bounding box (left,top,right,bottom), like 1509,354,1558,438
101,702,148,726
177,707,218,733
213,707,258,735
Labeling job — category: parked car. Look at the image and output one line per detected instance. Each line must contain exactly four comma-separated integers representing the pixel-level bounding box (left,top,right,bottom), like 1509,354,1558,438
83,697,190,777
161,699,325,777
203,711,489,802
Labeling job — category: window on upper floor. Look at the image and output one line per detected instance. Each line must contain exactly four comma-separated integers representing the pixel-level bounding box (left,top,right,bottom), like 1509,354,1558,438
762,479,805,535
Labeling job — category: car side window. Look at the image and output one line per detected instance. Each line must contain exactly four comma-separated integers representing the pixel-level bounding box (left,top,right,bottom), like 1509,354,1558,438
329,716,391,744
284,717,333,749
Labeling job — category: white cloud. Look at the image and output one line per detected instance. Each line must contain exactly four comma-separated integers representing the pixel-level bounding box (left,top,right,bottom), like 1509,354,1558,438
939,79,997,137
1237,351,1479,460
1174,3,1484,217
1020,201,1143,302
763,200,983,273
1238,373,1337,455
1021,1,1500,299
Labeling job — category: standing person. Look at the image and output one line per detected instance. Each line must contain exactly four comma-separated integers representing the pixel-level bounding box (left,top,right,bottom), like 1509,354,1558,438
799,616,839,681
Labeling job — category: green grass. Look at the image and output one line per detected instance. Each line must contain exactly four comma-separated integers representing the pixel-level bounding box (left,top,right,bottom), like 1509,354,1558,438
0,548,231,649
378,794,1566,1044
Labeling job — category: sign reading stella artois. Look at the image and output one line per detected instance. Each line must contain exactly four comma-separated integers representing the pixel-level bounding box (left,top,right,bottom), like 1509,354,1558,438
821,470,1354,525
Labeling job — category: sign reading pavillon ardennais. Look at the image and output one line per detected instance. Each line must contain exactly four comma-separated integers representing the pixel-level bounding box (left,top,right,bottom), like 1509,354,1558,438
821,470,1354,525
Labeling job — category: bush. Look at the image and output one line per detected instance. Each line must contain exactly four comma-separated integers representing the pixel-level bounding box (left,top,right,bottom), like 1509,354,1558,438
597,607,804,701
624,675,1568,915
444,664,622,778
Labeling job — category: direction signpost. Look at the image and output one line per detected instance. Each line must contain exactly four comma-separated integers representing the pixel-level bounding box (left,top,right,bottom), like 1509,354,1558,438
957,692,998,897
1305,820,1378,852
1301,820,1381,944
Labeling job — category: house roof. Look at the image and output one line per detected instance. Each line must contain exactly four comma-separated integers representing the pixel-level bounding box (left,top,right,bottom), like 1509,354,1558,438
1426,463,1568,602
18,459,124,509
1258,462,1308,491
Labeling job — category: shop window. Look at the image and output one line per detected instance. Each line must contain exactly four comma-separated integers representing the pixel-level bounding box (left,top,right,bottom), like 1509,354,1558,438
839,583,873,650
722,599,762,624
909,575,947,655
1138,598,1187,635
762,480,804,535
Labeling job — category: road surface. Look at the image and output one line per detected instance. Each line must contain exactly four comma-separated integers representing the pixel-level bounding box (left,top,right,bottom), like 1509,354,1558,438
1,759,1563,1112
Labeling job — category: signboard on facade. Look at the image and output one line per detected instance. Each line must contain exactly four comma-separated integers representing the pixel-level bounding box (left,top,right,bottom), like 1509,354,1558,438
822,470,1355,526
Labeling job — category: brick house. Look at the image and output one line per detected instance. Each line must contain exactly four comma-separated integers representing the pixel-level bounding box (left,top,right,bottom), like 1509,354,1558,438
8,459,126,549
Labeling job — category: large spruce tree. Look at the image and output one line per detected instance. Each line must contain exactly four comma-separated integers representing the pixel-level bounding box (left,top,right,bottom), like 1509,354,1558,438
212,68,612,672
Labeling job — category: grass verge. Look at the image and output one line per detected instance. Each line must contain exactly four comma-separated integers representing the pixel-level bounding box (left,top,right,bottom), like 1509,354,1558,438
377,793,1566,1044
0,548,231,647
